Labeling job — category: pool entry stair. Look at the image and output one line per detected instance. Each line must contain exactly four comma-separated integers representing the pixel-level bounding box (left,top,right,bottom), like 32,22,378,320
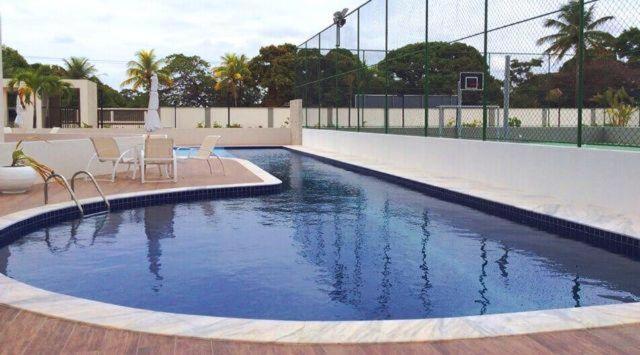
44,170,110,217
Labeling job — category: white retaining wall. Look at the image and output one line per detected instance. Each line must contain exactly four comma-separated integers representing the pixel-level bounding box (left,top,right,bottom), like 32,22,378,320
302,129,640,217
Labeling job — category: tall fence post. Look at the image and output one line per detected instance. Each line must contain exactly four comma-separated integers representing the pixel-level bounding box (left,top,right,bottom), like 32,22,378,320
318,36,322,128
356,9,361,132
424,0,429,137
335,40,339,130
577,0,585,147
304,42,309,128
174,105,177,128
503,55,510,140
481,0,489,141
384,0,389,134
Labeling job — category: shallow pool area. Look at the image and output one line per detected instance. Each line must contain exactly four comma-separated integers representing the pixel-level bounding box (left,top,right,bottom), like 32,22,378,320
1,148,639,321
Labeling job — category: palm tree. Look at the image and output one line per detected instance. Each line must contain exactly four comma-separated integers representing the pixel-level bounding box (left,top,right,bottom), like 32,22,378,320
213,53,251,107
9,67,72,128
121,49,171,91
537,1,614,101
213,53,251,127
62,57,97,79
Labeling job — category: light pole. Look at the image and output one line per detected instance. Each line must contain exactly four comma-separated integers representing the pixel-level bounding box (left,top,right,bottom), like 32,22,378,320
333,9,348,130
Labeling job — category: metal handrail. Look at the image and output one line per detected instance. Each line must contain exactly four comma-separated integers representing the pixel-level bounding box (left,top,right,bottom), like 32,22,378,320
70,170,111,211
44,173,84,216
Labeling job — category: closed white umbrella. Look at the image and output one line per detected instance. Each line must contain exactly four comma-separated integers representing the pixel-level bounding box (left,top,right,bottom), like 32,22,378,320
14,90,26,128
145,73,162,132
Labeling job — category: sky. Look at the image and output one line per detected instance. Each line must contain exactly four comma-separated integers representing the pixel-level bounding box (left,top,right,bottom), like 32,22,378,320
1,0,634,88
2,0,363,88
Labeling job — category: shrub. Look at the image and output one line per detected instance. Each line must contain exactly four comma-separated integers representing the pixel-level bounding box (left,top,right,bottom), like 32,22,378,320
212,121,223,128
462,119,480,128
508,117,522,127
227,123,242,128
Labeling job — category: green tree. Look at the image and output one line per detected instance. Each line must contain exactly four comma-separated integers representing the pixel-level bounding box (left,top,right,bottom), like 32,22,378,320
62,57,97,79
250,44,297,106
2,46,29,77
121,49,171,92
510,58,543,87
9,67,72,128
380,42,501,104
213,53,251,107
615,27,640,68
537,1,614,102
160,53,216,107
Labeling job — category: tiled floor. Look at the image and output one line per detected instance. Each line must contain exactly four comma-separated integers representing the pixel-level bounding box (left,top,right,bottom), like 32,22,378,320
1,157,640,353
1,304,640,354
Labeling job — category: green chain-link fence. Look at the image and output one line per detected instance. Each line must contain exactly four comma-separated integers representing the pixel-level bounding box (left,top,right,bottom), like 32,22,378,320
295,0,640,148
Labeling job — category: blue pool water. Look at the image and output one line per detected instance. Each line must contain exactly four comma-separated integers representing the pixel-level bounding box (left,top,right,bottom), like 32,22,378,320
1,148,639,321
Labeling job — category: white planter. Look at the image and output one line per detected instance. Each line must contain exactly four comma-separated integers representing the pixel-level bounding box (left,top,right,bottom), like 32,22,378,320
0,166,38,194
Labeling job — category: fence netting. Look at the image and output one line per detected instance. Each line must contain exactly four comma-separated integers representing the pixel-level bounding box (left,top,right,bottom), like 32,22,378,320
296,0,640,148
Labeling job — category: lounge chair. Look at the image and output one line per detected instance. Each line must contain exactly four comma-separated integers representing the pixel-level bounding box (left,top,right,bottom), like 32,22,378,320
49,127,60,134
181,135,225,175
140,137,177,183
87,137,139,182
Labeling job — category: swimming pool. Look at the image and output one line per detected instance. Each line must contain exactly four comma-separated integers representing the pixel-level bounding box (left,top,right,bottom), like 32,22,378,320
0,148,639,321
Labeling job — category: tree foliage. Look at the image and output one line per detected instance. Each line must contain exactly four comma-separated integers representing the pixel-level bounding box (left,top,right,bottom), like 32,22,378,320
249,44,297,107
2,46,29,77
160,53,216,107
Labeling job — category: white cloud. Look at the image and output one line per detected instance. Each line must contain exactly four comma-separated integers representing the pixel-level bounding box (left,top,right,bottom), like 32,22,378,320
2,0,363,88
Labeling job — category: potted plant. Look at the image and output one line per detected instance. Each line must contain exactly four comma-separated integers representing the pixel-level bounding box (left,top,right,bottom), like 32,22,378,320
0,141,55,194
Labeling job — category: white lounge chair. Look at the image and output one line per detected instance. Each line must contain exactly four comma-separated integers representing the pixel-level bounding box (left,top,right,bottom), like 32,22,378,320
182,135,225,175
3,127,11,134
87,137,139,182
49,127,60,134
140,137,177,183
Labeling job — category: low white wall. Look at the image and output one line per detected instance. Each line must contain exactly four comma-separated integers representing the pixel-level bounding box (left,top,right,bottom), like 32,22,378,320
0,136,143,182
302,129,640,217
4,128,292,146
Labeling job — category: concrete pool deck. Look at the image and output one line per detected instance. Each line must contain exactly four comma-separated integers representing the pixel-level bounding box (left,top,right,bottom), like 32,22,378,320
0,150,639,352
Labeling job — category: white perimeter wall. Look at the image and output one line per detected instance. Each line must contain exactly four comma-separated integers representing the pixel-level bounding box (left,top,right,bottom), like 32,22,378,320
157,107,290,129
302,129,640,216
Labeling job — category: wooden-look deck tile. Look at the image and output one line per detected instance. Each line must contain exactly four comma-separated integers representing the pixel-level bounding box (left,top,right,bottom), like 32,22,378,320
21,317,76,354
136,333,176,355
174,337,212,355
0,311,46,354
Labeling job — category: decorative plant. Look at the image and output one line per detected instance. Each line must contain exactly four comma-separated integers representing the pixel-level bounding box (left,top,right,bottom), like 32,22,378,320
10,141,57,182
592,87,637,127
508,117,522,127
196,121,206,128
212,121,223,128
462,119,481,128
226,123,242,128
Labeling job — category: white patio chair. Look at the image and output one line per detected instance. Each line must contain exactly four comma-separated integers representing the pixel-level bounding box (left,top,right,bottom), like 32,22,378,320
87,137,139,182
181,135,225,175
140,137,177,183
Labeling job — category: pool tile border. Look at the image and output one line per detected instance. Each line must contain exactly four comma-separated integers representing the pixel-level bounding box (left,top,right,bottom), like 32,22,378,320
284,147,640,259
